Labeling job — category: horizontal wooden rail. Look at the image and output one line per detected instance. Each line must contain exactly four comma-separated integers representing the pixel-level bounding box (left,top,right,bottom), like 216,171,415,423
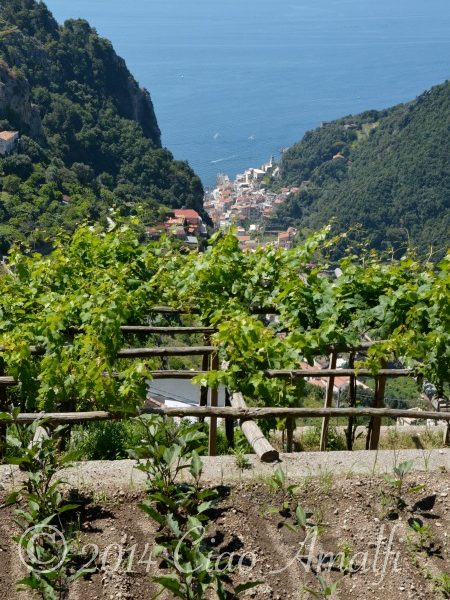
265,368,414,379
0,346,216,358
147,305,198,314
67,325,217,336
0,368,416,385
0,370,209,387
2,406,450,425
329,340,388,352
147,305,282,316
120,326,216,335
151,370,208,379
117,346,216,358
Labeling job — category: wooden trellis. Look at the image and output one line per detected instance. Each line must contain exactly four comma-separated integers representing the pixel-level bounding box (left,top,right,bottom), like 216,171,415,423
0,308,448,461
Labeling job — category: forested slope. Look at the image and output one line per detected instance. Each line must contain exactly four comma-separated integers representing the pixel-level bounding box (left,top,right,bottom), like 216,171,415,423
0,0,205,252
271,81,450,256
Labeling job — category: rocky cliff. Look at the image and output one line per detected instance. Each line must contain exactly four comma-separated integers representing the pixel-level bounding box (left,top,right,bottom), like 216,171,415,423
0,59,43,138
0,0,206,253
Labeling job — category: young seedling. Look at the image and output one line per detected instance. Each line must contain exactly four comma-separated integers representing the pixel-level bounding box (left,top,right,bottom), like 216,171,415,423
407,518,438,555
380,460,425,513
232,448,251,471
266,466,299,512
3,418,89,600
132,416,263,599
336,542,359,575
303,576,339,598
433,572,450,598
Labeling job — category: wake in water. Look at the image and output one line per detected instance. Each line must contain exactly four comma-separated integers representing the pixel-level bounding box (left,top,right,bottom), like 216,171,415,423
210,154,238,164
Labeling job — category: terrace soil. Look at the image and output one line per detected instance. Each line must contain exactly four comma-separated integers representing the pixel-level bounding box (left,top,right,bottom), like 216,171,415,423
0,469,449,599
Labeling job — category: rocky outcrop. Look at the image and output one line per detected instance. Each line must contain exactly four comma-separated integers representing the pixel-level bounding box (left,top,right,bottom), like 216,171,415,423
128,82,161,146
0,60,43,139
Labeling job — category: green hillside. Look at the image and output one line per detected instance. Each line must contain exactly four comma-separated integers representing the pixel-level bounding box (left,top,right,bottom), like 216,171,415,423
271,81,450,257
0,0,205,253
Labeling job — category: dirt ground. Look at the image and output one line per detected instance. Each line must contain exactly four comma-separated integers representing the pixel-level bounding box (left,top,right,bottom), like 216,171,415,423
1,467,449,600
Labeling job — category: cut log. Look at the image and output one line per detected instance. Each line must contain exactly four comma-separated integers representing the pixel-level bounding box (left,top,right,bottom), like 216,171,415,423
230,393,279,463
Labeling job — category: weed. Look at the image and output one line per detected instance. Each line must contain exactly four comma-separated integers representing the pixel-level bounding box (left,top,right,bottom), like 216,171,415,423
71,420,145,460
336,542,357,574
266,466,299,510
380,460,425,514
407,518,437,555
232,446,251,471
317,467,334,494
4,416,90,599
303,576,339,598
433,572,450,598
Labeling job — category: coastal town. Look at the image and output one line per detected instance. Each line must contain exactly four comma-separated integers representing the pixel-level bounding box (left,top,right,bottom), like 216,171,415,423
144,156,305,250
0,129,301,251
203,157,302,250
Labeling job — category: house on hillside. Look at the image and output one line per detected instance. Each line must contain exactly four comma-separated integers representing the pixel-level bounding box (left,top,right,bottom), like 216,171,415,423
301,360,371,405
0,131,19,155
172,209,207,236
278,227,297,249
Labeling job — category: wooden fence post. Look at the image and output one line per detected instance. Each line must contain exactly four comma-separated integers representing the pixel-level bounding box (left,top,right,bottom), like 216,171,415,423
365,359,386,450
0,356,7,458
444,422,450,447
367,364,386,450
208,351,219,456
199,334,210,424
224,388,235,449
320,351,337,451
345,353,356,450
286,417,294,452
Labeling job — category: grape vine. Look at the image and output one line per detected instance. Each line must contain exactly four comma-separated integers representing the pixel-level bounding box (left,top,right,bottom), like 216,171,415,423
0,223,448,416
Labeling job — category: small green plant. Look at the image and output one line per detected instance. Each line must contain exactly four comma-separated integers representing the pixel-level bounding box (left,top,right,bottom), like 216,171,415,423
4,416,88,600
433,572,450,598
131,415,262,599
266,466,299,510
336,542,359,575
71,420,145,460
283,502,325,560
380,460,425,513
317,467,334,494
303,576,339,598
407,518,437,555
232,446,251,471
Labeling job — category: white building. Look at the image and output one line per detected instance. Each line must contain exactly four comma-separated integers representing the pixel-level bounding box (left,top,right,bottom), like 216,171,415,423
0,131,19,155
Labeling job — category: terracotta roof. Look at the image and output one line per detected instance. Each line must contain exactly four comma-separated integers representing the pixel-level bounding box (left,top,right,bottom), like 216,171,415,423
0,131,18,141
173,209,200,220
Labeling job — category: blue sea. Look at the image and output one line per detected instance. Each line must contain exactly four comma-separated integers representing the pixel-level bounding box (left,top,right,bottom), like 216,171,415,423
46,0,450,188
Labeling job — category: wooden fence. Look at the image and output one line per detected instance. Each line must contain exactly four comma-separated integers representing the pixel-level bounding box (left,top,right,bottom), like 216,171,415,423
0,309,449,460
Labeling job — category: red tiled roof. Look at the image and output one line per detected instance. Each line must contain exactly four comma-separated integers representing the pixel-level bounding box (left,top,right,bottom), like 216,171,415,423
173,209,200,220
0,131,18,141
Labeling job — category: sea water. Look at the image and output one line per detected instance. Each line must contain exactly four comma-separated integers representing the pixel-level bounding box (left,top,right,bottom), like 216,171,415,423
46,0,450,187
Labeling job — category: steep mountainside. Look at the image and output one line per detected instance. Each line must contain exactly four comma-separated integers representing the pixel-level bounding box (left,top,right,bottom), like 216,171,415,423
271,81,450,257
0,60,43,138
0,0,205,252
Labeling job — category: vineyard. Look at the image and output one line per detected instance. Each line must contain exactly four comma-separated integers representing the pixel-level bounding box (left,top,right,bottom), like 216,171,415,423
0,223,449,599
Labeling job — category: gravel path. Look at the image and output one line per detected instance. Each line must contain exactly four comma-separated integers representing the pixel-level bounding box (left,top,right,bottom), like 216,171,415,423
1,448,449,493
